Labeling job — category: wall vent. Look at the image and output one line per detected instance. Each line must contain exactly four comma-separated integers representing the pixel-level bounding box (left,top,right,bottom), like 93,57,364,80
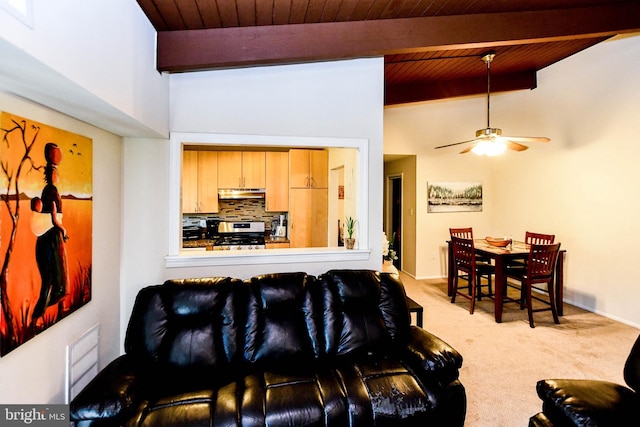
65,324,99,403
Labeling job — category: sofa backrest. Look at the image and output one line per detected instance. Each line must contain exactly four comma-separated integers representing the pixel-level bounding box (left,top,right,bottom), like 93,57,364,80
319,270,411,358
124,277,243,371
123,270,411,371
243,272,319,369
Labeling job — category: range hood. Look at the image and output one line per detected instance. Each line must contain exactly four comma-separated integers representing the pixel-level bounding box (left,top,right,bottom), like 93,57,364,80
218,189,266,200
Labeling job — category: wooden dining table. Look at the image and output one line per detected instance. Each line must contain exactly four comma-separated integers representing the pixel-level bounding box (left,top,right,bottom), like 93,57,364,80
447,239,566,323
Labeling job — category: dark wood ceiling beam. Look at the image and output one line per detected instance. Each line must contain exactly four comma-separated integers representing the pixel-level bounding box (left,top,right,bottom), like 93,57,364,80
384,70,537,105
157,2,640,72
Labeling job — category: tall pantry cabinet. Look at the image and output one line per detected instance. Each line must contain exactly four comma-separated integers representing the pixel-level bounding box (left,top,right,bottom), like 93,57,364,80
265,152,289,212
289,149,328,248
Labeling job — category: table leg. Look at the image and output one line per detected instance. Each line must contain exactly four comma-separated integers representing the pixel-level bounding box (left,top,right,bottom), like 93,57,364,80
494,256,506,323
556,251,565,316
447,241,454,296
406,297,424,328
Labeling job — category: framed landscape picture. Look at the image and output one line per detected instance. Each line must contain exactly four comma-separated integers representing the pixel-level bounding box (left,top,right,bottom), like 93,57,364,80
427,181,483,213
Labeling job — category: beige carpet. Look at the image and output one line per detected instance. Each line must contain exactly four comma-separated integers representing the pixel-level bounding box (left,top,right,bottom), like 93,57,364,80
399,272,639,427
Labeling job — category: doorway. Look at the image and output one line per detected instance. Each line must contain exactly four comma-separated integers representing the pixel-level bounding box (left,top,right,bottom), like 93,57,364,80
388,175,402,269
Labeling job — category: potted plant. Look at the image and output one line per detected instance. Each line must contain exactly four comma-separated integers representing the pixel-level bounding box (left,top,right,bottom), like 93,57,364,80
345,216,356,249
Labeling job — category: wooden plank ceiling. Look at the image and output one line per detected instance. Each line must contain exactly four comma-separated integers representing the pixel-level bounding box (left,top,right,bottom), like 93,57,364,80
135,0,640,106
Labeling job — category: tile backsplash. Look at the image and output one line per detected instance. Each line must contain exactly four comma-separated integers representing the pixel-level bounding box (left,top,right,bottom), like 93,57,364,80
184,199,286,231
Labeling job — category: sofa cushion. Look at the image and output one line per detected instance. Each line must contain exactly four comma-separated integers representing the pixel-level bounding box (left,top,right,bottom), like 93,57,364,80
235,371,345,427
215,361,439,426
124,277,241,371
131,389,217,427
243,272,316,368
536,378,639,426
321,270,391,357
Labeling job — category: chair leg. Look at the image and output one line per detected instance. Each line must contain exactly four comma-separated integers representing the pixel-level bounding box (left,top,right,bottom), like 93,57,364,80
451,274,459,304
476,271,493,301
525,284,535,328
469,274,476,315
487,273,493,297
451,269,476,315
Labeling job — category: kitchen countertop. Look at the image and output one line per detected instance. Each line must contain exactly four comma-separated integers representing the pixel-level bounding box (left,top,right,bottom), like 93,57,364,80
182,235,289,249
182,239,216,249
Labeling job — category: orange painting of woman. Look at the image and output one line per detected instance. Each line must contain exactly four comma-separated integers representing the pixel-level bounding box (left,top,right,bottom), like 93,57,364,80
0,113,92,356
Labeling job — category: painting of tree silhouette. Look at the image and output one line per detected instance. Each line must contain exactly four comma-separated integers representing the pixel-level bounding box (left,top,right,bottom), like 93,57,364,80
0,112,92,356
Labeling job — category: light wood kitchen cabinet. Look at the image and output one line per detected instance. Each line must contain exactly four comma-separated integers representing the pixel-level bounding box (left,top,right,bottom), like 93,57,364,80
182,150,218,213
218,151,266,188
265,151,289,212
266,242,290,249
289,188,328,248
289,149,328,188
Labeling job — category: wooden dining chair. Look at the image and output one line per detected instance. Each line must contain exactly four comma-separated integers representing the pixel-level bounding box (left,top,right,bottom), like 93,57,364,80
450,227,491,264
506,243,561,328
506,231,556,301
450,227,494,298
450,235,495,314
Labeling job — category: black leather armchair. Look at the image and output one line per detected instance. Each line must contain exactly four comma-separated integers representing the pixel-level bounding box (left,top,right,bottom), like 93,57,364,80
71,270,467,426
530,334,640,426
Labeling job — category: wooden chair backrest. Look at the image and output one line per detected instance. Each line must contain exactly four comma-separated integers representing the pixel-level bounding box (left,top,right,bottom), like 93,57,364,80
450,227,474,240
525,231,555,245
527,243,561,281
451,235,476,274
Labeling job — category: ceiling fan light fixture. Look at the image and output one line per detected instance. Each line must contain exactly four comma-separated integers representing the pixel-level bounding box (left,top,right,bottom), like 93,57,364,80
471,139,507,156
476,128,502,138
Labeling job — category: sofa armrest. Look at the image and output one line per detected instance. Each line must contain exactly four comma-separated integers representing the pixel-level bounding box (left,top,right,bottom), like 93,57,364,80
402,326,463,384
536,379,639,426
529,412,555,427
70,355,143,423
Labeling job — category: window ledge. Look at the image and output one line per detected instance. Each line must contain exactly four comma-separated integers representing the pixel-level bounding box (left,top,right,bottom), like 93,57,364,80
165,247,371,268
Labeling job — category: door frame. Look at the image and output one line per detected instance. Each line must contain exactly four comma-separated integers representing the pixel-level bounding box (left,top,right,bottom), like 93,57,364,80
385,173,403,270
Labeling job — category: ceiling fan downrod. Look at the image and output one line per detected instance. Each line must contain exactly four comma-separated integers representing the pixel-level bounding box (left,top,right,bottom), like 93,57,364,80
482,52,496,133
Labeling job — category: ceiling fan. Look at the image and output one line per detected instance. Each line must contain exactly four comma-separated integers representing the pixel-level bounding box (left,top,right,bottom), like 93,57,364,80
434,52,550,155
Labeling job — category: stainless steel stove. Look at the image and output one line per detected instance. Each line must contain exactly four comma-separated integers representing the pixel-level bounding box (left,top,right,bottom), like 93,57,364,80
214,221,266,251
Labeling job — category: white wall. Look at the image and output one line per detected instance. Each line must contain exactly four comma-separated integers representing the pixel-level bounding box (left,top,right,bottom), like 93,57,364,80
491,34,640,326
121,58,385,333
0,0,163,404
384,34,640,327
385,97,495,278
0,91,123,404
0,0,168,137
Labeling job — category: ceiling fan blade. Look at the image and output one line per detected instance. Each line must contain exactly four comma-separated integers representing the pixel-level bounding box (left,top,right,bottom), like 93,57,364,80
459,143,477,154
434,139,478,150
504,140,529,152
503,136,550,143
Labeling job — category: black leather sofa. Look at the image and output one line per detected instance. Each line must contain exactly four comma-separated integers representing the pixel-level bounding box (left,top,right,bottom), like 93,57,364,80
70,270,467,426
529,334,640,426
